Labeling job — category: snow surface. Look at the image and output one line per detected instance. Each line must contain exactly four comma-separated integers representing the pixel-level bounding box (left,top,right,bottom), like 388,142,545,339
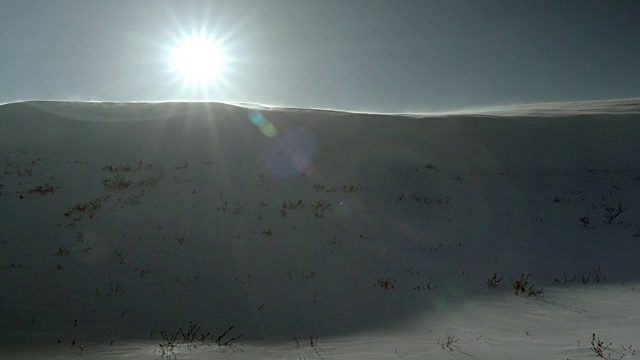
1,99,640,359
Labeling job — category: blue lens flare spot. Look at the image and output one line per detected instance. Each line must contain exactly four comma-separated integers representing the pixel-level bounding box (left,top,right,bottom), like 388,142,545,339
249,110,277,138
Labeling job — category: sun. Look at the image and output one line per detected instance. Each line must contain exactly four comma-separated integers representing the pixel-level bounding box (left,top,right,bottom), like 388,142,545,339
169,37,227,85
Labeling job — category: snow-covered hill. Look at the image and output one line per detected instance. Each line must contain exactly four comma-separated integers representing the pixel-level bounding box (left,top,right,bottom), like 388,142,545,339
1,99,640,359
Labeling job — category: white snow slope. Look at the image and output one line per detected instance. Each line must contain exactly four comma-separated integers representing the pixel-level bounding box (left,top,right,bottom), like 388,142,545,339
1,99,640,359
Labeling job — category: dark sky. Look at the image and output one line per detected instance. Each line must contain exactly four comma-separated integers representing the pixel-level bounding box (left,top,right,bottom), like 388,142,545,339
1,0,639,112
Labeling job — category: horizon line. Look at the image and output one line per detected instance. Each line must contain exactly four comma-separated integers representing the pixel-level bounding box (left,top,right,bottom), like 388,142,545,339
2,96,640,117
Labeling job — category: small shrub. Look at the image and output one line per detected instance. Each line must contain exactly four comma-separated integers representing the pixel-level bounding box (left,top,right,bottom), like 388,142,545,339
553,196,568,203
376,278,396,289
341,184,361,193
486,273,503,288
102,174,133,190
582,264,606,283
303,272,316,281
118,191,144,206
115,250,130,264
553,271,577,285
579,215,590,227
63,195,110,222
111,282,125,295
282,199,304,209
424,162,441,171
232,202,248,215
158,329,178,359
590,333,611,358
214,325,241,347
604,201,627,224
103,162,152,173
54,244,70,256
309,335,325,360
409,193,451,205
179,321,207,348
439,333,459,351
27,183,59,195
157,322,241,358
310,200,332,218
138,176,160,187
176,234,189,245
414,281,436,291
512,273,543,296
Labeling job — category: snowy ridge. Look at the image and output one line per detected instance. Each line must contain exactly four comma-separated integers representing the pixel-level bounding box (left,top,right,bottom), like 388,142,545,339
431,97,640,117
4,97,640,120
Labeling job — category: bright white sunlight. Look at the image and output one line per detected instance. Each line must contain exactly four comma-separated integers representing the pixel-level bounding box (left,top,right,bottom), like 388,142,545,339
168,36,227,85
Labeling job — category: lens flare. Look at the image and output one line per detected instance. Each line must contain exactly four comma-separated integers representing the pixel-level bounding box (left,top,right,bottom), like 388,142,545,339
266,128,317,178
249,111,318,178
249,110,277,138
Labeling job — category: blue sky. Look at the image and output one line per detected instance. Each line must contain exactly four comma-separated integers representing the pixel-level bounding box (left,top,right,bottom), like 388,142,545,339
1,0,639,112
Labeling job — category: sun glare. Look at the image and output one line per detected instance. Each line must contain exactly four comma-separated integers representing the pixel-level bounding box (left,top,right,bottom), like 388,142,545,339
169,37,227,85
